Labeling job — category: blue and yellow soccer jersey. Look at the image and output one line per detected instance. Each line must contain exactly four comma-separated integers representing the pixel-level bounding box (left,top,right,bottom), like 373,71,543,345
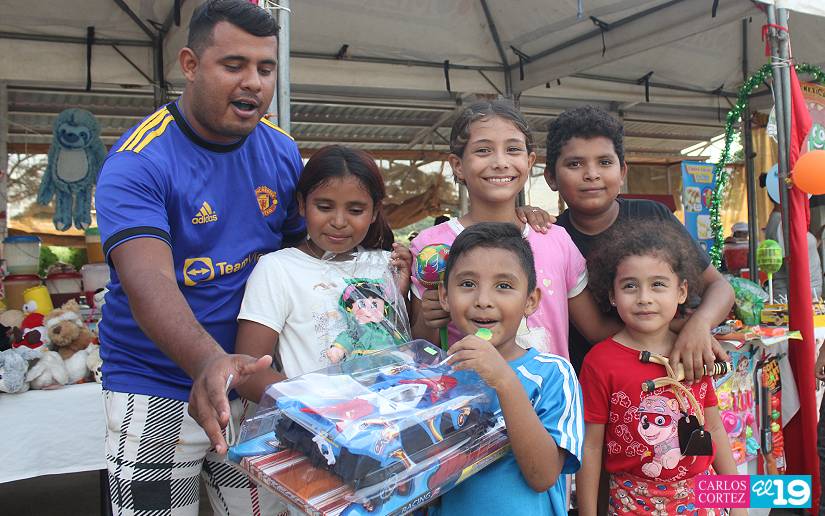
95,101,305,401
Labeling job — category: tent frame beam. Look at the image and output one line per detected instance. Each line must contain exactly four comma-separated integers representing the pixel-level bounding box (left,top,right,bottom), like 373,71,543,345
572,72,739,98
292,51,502,72
479,0,512,96
112,0,156,41
511,0,683,72
0,31,152,47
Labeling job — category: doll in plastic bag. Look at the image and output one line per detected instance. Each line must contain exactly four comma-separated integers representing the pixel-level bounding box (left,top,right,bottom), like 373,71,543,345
320,250,411,364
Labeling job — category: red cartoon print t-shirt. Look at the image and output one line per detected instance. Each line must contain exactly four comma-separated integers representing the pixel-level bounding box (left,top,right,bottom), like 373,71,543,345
579,338,717,482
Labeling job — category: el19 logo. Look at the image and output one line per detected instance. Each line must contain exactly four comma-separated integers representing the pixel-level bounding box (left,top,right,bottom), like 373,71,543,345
750,475,812,508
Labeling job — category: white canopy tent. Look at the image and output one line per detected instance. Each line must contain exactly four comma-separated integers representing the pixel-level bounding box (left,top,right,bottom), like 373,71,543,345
2,0,825,233
3,0,824,155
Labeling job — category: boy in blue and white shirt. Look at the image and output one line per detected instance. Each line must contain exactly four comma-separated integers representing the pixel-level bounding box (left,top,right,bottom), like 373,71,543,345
436,222,584,515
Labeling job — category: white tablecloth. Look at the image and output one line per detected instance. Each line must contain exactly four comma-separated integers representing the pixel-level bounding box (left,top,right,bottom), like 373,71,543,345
0,382,106,483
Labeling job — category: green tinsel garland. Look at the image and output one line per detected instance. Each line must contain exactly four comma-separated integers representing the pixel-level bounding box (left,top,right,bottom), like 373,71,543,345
709,62,825,268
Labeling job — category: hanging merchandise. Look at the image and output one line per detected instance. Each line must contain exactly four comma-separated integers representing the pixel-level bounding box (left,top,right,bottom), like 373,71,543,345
680,161,717,252
37,109,107,231
755,354,786,474
765,164,781,203
757,240,784,303
713,348,759,466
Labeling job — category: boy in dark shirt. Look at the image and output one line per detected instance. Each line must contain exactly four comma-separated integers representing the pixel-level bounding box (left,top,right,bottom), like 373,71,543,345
545,106,733,379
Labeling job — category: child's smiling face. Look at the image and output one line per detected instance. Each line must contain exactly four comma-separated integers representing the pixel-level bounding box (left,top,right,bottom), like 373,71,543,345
449,116,536,207
298,174,377,255
610,253,687,336
546,135,626,218
440,246,540,360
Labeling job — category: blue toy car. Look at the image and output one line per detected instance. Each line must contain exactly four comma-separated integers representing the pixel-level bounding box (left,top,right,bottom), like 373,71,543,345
274,364,494,489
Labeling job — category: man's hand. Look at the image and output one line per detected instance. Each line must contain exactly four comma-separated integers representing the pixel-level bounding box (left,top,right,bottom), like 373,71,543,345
421,289,450,329
188,353,273,454
445,334,517,390
671,317,728,383
516,205,555,234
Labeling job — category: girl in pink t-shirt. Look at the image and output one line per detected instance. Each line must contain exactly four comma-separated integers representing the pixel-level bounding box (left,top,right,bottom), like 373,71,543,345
410,99,619,358
578,220,742,516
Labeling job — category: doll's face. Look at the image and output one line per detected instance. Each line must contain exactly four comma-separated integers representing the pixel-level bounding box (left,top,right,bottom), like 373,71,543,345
352,297,385,323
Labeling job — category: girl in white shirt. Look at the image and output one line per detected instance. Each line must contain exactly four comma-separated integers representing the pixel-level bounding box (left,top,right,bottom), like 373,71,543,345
234,145,412,402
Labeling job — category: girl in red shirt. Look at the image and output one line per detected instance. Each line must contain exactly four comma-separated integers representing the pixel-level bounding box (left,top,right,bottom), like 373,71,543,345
578,220,742,516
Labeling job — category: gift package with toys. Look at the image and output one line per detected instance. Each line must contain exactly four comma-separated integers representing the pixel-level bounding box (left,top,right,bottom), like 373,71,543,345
230,340,510,515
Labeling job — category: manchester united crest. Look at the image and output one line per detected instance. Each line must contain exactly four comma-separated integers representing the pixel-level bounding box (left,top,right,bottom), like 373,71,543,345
255,185,278,217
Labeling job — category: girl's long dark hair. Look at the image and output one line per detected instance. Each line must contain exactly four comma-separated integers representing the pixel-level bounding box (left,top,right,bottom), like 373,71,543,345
296,145,394,251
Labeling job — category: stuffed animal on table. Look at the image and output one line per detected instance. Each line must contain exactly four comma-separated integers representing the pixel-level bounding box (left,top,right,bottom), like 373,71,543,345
12,310,47,351
85,344,102,383
64,346,91,384
37,108,107,231
44,300,96,360
0,346,42,393
0,309,24,352
26,350,69,389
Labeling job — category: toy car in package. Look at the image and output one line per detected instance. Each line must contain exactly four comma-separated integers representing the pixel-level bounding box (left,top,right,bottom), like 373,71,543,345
229,340,510,515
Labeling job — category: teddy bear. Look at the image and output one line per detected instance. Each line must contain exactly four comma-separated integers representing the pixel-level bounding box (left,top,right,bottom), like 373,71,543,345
44,300,96,360
0,346,42,393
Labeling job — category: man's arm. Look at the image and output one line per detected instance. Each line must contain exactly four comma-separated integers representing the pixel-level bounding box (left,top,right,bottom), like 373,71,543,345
670,265,734,381
110,237,271,454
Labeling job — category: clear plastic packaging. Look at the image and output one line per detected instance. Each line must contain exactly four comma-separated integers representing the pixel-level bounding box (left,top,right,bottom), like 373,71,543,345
315,248,411,365
230,340,509,515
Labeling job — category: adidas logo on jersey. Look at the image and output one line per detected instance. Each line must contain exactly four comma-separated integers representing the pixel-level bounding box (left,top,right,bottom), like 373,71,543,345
192,201,218,224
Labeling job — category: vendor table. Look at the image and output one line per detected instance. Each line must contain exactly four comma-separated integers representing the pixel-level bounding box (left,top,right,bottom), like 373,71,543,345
0,382,106,483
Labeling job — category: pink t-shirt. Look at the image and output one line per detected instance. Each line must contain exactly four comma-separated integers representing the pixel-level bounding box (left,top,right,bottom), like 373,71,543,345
410,219,587,358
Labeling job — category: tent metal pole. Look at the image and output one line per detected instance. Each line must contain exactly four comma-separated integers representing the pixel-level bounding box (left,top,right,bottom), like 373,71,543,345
153,35,165,109
742,18,758,278
778,8,793,249
766,6,791,249
0,81,7,243
277,0,291,132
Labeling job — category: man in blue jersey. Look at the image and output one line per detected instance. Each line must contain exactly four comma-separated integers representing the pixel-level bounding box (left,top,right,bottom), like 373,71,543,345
95,1,301,514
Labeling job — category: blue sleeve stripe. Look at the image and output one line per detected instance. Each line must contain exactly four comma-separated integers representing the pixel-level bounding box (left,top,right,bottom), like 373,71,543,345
103,226,172,258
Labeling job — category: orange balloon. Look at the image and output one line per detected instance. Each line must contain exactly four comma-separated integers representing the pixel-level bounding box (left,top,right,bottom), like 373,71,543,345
792,149,825,195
